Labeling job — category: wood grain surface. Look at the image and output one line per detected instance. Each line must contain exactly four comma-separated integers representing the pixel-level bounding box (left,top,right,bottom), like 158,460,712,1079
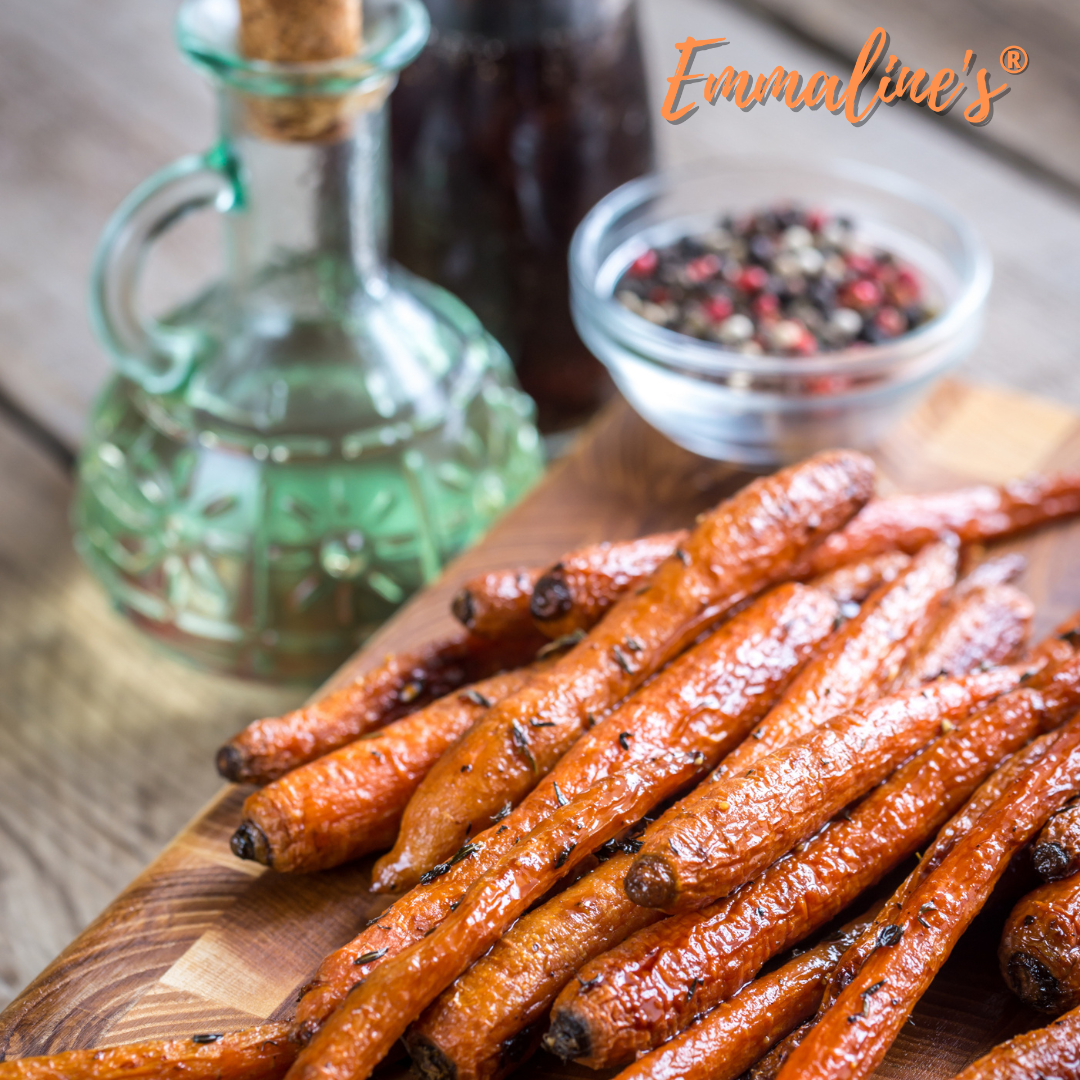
4,378,1080,1078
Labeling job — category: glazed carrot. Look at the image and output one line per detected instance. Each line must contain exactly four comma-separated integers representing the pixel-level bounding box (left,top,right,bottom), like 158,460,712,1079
805,551,909,606
405,645,1070,1080
372,582,836,892
293,584,837,1038
529,531,689,638
285,766,697,1080
1033,798,1080,881
230,665,540,872
776,716,1080,1080
746,1022,814,1080
894,579,1033,688
370,451,875,891
719,540,957,775
999,870,1080,1014
405,851,658,1080
820,731,1061,1019
544,651,1080,1067
0,1025,296,1080
802,470,1080,576
216,630,546,784
450,568,542,639
608,921,870,1080
949,1002,1080,1080
624,666,1020,912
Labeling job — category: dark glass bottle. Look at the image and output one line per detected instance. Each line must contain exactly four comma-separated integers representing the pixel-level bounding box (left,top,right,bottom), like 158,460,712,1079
389,0,654,434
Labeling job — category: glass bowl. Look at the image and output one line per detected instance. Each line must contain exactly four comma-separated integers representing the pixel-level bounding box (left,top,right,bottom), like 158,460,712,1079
569,158,992,465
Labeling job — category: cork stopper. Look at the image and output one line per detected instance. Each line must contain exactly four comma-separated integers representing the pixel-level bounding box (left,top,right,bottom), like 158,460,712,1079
238,0,363,141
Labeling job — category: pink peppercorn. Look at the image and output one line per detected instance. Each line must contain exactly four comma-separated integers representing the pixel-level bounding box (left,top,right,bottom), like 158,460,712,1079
629,249,658,276
752,292,781,320
842,278,884,311
874,306,907,337
704,294,734,322
685,254,721,283
738,266,770,294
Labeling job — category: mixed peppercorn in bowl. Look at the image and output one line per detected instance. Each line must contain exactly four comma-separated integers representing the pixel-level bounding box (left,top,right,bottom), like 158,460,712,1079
570,159,991,464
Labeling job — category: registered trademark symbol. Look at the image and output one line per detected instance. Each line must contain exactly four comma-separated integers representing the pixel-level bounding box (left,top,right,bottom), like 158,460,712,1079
1000,46,1028,73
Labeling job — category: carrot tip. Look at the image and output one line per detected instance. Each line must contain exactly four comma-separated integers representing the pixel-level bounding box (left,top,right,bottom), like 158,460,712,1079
1005,951,1065,1013
451,588,475,628
543,1012,591,1063
216,743,246,782
530,574,572,621
1032,841,1071,881
624,854,678,909
231,821,271,866
406,1035,455,1080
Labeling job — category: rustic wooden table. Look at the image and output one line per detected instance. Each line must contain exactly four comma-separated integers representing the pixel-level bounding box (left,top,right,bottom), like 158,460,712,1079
1,0,1078,1017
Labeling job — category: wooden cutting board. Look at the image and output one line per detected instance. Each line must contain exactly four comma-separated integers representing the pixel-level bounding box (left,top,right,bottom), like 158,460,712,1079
5,378,1080,1076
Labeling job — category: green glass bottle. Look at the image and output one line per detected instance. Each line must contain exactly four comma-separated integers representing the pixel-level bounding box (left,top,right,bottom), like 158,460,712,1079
73,0,543,681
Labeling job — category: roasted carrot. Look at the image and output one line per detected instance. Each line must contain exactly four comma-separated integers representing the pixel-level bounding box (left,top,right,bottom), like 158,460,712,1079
404,646,1071,1080
293,583,837,1039
746,1022,814,1080
1033,797,1080,881
1000,870,1080,1014
528,531,688,639
949,1002,1080,1080
607,921,870,1080
450,568,542,639
372,582,836,893
285,766,697,1080
405,851,658,1080
231,665,540,872
624,666,1020,912
802,470,1080,576
544,651,1080,1067
776,715,1080,1080
369,451,875,891
719,539,958,775
895,580,1033,689
805,551,909,606
0,1025,296,1080
216,630,546,785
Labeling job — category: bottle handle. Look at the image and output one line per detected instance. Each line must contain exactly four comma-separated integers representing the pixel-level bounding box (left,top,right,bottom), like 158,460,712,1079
90,146,240,394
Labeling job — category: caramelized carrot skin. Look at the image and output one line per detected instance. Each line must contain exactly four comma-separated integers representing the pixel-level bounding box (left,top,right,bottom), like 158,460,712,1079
1033,798,1080,881
722,541,956,775
406,853,659,1080
1000,871,1080,1014
822,653,1080,1007
777,717,1080,1080
611,927,862,1080
0,1025,296,1080
451,569,542,639
548,665,1080,1067
950,1003,1080,1080
372,451,875,891
216,631,545,785
896,583,1033,688
530,531,688,638
235,667,536,872
286,767,696,1080
804,471,1080,576
293,584,837,1038
806,551,909,604
626,666,1019,913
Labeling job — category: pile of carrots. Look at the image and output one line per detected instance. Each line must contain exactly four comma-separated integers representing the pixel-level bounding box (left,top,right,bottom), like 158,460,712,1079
8,449,1080,1080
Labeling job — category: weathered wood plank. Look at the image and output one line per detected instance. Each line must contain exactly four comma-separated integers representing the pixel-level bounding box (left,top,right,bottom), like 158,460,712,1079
734,0,1080,192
